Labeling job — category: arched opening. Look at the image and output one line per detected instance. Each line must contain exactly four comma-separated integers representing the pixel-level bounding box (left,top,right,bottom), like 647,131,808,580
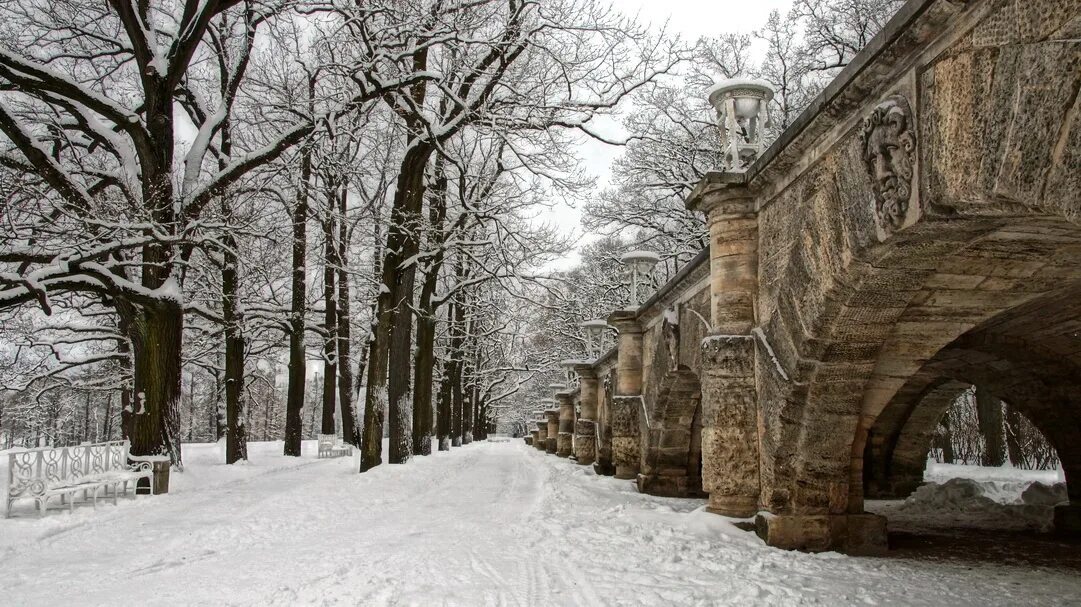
637,366,704,498
860,358,1080,565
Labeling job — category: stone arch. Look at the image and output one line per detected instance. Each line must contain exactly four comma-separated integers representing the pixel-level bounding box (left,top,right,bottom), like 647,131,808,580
769,229,1081,516
637,365,703,497
863,378,970,499
745,4,1081,549
863,339,1081,505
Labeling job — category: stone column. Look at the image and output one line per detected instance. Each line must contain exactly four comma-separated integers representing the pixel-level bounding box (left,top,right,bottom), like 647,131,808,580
573,364,598,466
594,373,615,476
527,430,537,447
686,176,761,518
544,409,559,454
535,420,548,451
556,393,575,458
608,310,643,480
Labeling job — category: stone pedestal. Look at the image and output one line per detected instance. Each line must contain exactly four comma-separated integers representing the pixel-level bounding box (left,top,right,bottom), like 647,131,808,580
686,180,762,518
574,419,596,465
556,433,572,458
525,434,534,447
608,311,644,481
556,393,575,458
755,512,888,555
572,364,599,466
611,395,642,480
636,472,694,498
544,409,559,454
135,459,171,495
700,335,760,517
1055,503,1081,536
534,421,548,451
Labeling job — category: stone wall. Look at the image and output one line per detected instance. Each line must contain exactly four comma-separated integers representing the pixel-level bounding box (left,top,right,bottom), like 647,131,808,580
549,0,1081,553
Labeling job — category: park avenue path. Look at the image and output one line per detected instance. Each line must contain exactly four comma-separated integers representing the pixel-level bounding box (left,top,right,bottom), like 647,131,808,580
2,440,1079,606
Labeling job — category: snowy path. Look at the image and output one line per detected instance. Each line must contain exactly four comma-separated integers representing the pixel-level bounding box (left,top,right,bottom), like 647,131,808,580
2,441,1079,606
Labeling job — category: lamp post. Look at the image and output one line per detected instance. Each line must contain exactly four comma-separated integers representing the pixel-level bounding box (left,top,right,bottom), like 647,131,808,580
559,360,580,389
579,319,610,359
707,78,774,172
619,250,661,308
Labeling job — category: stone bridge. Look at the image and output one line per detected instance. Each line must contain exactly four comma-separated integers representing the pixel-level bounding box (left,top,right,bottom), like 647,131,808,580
529,0,1081,554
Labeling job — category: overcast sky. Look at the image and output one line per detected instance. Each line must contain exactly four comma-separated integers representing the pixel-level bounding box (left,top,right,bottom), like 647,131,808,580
545,0,793,264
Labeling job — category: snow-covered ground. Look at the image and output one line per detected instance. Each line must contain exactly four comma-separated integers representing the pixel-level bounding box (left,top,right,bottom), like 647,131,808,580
2,441,1079,606
868,462,1068,533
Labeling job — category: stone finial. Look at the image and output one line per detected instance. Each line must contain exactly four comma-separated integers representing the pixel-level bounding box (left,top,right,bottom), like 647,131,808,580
860,94,916,235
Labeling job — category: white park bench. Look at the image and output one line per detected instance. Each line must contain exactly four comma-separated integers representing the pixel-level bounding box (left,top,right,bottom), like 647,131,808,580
5,440,155,517
317,434,351,459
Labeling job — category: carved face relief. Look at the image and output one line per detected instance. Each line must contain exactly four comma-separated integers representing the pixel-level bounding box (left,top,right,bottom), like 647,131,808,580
860,95,916,234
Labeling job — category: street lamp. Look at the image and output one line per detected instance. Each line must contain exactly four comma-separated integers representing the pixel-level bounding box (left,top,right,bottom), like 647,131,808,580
579,319,610,359
707,78,774,172
620,250,661,308
559,360,580,388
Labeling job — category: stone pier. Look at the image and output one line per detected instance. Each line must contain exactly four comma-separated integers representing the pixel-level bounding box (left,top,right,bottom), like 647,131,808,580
608,310,644,480
523,0,1081,553
686,181,761,518
573,364,599,466
544,409,559,454
556,393,575,458
534,420,548,452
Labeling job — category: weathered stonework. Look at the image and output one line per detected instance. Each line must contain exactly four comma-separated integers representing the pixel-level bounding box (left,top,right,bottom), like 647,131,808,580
556,393,575,458
544,410,559,454
699,335,759,517
534,420,548,452
755,513,888,556
574,364,599,465
611,395,642,480
537,0,1081,554
593,369,617,476
860,94,918,237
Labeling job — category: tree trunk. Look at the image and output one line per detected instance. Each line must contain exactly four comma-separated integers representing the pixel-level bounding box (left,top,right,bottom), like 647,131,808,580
118,317,133,441
362,143,433,469
284,144,312,457
938,410,955,464
211,364,225,441
1004,403,1025,467
436,358,452,451
186,373,196,442
449,317,464,447
125,301,184,464
82,392,92,443
337,184,358,446
102,392,113,441
411,159,447,457
321,184,338,436
976,386,1005,467
223,224,248,464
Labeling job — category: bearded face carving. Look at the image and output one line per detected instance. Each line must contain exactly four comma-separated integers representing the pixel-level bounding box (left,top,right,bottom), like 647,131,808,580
860,95,916,234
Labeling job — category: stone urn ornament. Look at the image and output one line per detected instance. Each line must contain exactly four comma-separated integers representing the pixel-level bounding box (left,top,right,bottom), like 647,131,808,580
579,319,610,359
707,78,775,171
620,250,661,308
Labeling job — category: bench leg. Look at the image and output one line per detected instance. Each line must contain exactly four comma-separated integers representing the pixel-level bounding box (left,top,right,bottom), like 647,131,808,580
68,493,74,514
37,497,46,517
